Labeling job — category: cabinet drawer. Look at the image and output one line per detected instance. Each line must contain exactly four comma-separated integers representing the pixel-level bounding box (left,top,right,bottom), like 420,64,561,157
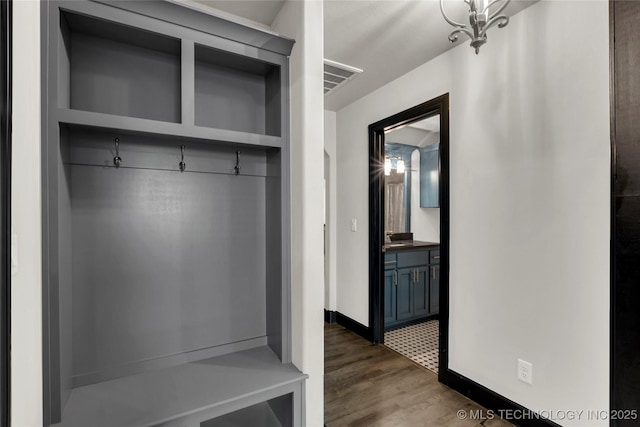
384,253,397,270
397,250,429,268
430,249,440,264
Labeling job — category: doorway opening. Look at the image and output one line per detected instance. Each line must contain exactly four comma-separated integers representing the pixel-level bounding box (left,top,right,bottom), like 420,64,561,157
368,94,449,381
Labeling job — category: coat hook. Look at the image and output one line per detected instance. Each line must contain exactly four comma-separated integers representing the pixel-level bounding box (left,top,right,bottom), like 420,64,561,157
234,151,241,176
113,137,122,168
179,145,186,172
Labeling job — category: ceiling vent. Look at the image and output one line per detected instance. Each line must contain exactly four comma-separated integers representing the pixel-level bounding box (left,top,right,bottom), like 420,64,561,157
324,59,363,95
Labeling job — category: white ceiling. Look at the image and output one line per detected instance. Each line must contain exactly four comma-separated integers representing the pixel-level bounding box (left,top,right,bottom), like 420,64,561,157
189,0,536,111
324,0,536,111
408,115,439,132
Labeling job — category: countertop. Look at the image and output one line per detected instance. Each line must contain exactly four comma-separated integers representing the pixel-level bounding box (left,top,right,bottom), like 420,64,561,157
383,240,439,252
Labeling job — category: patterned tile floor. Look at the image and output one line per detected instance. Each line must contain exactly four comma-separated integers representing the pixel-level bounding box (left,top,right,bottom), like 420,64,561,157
384,319,439,374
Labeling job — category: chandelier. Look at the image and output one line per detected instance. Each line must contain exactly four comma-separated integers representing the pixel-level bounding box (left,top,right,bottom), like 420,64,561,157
439,0,511,54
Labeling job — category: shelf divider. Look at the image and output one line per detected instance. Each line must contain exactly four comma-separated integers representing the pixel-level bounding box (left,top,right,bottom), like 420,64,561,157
182,39,195,126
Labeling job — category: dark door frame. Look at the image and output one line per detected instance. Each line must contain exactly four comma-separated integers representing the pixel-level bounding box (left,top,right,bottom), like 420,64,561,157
0,0,12,425
368,93,450,381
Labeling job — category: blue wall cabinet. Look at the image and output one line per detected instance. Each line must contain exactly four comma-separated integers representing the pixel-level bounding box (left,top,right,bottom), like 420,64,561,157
419,143,440,208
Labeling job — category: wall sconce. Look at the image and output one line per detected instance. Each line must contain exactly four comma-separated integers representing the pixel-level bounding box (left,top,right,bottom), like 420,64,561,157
384,156,406,175
440,0,511,54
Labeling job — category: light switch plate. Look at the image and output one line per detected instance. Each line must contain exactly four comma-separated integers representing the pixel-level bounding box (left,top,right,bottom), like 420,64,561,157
350,218,357,232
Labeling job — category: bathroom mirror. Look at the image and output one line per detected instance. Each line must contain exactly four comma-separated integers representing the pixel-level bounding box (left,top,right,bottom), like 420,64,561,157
384,113,441,236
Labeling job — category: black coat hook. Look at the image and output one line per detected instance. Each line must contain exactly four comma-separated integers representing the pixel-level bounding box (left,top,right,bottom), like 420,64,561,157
113,137,122,168
179,145,186,172
234,151,241,176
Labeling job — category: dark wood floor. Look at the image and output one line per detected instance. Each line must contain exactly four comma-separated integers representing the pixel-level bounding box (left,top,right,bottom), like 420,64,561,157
324,323,512,427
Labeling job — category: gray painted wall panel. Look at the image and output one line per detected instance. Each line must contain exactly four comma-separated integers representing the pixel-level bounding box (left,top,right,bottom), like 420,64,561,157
195,61,267,135
70,164,267,381
66,127,267,176
69,32,181,122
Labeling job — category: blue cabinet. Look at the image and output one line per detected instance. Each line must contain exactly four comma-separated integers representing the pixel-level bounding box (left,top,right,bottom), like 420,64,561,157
419,143,439,208
396,268,415,321
384,247,439,331
429,264,440,314
413,267,429,318
383,269,397,325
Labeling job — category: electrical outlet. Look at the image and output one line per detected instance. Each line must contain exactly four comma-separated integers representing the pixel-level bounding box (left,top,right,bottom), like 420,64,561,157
517,358,533,384
351,218,357,232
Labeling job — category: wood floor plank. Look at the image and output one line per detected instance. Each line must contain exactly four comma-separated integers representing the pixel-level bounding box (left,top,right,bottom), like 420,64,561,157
324,323,513,427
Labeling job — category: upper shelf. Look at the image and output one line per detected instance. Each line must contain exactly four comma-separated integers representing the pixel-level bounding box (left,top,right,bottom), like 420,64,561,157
57,109,283,149
57,7,286,141
195,44,282,137
60,9,182,123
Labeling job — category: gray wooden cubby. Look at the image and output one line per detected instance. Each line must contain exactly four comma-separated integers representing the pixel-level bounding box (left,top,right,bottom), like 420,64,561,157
41,1,304,426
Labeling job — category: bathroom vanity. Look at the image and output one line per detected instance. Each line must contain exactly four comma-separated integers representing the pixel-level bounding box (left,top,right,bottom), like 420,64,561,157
383,242,440,330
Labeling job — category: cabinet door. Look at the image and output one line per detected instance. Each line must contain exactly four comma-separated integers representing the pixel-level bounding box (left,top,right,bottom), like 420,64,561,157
420,144,439,208
396,268,414,321
413,267,429,318
384,269,397,326
429,264,440,314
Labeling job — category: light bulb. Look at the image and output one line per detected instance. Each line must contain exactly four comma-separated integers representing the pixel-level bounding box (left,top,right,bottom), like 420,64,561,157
384,158,391,176
397,159,405,174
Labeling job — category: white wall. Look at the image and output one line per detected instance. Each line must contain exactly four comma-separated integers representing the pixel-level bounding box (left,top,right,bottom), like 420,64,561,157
335,1,609,424
272,1,325,425
410,149,440,242
324,110,337,311
12,0,43,425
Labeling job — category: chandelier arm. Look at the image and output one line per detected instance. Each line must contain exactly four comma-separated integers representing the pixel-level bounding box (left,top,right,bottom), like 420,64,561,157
440,0,467,28
479,15,509,37
448,27,475,43
484,0,510,18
